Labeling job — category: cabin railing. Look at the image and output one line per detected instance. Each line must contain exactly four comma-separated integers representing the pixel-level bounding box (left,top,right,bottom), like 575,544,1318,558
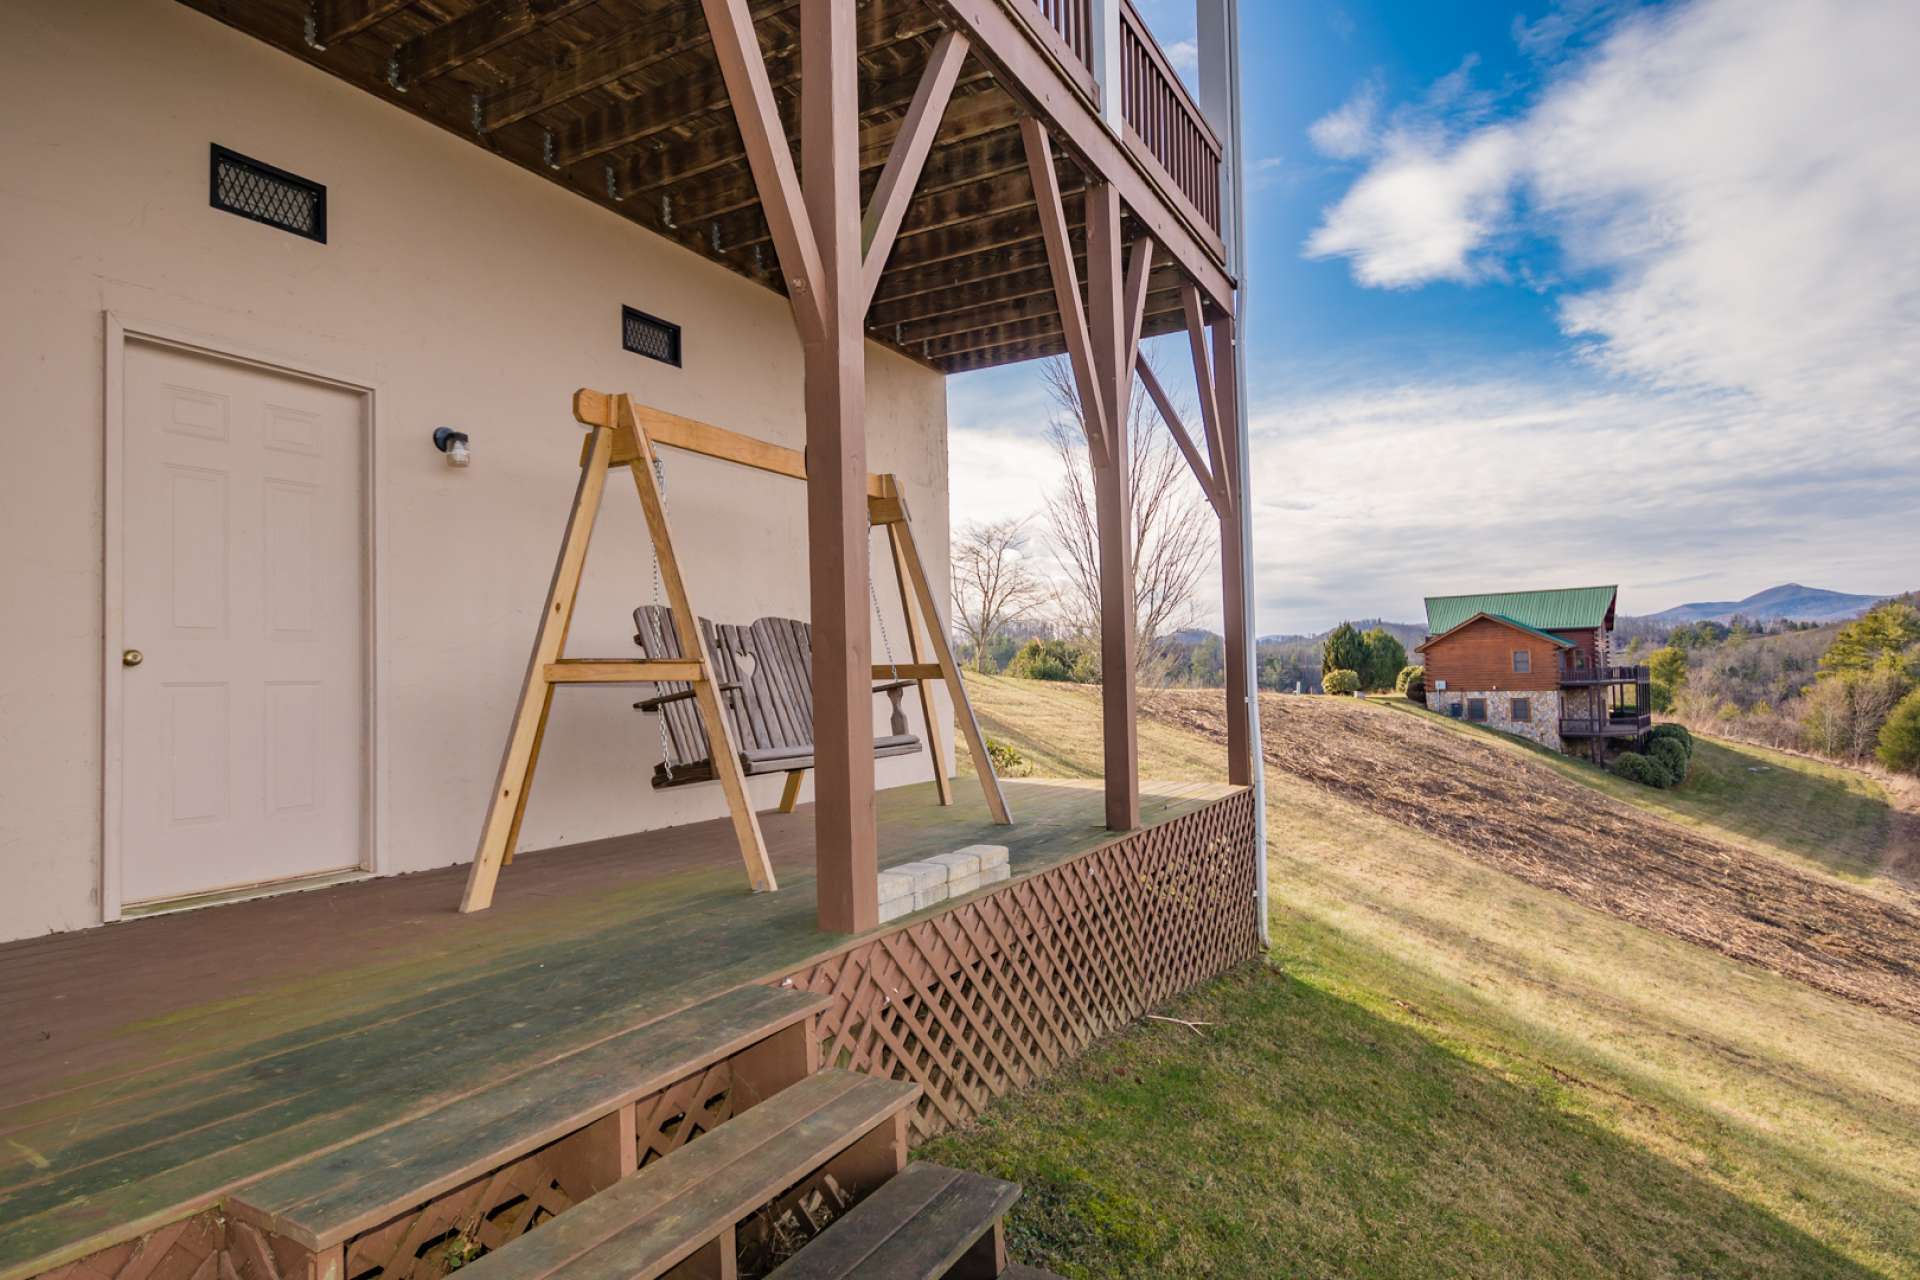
1020,0,1225,236
1559,713,1653,737
1560,664,1651,687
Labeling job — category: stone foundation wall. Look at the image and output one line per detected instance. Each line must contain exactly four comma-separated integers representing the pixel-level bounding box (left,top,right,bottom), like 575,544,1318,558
1431,689,1564,751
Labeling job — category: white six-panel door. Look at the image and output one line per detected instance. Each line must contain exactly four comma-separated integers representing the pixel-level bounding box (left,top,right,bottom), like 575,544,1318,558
117,338,367,905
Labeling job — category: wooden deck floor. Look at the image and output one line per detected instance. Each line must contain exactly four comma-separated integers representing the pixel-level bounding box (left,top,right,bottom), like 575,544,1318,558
0,778,1236,1279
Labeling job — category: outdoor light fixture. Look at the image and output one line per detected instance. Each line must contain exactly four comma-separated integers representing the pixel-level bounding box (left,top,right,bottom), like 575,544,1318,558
432,427,471,467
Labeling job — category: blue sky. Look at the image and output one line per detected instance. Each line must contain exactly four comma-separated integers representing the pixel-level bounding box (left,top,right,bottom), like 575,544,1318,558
947,0,1920,634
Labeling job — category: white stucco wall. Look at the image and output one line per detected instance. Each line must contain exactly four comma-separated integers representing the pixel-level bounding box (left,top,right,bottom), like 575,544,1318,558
0,1,953,940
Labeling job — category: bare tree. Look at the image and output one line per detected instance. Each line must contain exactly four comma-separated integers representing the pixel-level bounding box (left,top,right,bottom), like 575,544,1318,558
949,517,1049,673
1040,354,1213,686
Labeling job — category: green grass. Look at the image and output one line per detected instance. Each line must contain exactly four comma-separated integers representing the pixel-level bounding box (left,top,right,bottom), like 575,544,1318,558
926,956,1882,1279
928,677,1920,1278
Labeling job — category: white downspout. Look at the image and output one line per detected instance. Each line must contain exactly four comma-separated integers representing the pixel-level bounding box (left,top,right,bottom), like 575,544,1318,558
1090,0,1125,134
1196,0,1266,945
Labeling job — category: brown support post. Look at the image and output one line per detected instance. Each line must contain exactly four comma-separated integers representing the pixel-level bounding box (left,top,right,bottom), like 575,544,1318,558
1085,182,1139,830
1211,310,1252,786
800,0,877,934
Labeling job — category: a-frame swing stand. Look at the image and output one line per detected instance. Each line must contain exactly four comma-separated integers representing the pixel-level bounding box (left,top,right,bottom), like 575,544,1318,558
460,388,1009,914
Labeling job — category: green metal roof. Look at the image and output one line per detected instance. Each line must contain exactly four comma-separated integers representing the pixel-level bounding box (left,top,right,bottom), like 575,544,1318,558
1424,585,1617,636
1415,613,1574,652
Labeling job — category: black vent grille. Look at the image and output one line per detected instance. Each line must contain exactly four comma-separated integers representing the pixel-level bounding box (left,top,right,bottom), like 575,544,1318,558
622,306,682,367
210,146,326,242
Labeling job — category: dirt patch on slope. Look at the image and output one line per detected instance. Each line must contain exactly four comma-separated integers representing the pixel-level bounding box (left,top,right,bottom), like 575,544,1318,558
1148,692,1920,1025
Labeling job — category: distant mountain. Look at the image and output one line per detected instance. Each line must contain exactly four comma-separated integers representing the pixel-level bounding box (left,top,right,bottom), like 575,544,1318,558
1633,583,1891,626
1257,618,1426,648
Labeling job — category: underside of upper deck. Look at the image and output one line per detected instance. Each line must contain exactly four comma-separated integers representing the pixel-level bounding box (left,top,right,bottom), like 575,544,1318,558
181,0,1232,373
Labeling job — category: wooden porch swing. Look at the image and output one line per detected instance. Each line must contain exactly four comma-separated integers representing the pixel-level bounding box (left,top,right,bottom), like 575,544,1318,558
460,388,1008,913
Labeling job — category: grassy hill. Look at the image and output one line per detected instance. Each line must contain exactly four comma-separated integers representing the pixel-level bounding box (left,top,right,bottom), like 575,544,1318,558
932,677,1920,1278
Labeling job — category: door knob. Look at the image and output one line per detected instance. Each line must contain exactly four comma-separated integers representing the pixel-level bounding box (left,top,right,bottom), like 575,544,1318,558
122,649,144,668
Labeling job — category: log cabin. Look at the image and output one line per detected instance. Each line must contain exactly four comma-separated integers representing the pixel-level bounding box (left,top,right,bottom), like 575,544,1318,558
0,3,1262,1277
1416,586,1652,761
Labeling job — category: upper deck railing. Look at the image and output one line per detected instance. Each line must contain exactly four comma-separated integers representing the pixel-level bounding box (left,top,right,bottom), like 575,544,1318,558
1023,0,1225,237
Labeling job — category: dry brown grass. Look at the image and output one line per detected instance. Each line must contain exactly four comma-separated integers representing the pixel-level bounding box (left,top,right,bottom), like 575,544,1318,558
1148,691,1920,1024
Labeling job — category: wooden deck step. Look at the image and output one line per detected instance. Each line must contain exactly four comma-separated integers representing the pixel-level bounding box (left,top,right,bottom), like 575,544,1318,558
767,1162,1020,1279
453,1069,920,1280
227,982,826,1250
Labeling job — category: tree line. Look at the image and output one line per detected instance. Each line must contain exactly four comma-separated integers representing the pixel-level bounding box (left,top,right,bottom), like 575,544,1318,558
1647,597,1920,774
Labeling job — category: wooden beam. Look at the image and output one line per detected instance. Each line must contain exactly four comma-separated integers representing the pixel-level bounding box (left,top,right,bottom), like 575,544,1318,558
1021,117,1107,465
886,265,1181,345
875,200,1080,276
568,2,940,168
391,0,592,90
615,396,777,892
861,30,970,308
701,0,826,344
558,53,782,167
461,424,614,912
480,0,795,132
871,233,1052,308
614,64,994,214
890,519,1011,824
542,660,706,684
934,306,1188,371
873,663,945,681
799,0,877,934
311,0,412,47
1122,237,1154,371
1137,357,1224,517
572,389,890,496
930,0,1234,310
1182,284,1229,500
1085,180,1139,832
914,285,1180,359
701,146,1040,273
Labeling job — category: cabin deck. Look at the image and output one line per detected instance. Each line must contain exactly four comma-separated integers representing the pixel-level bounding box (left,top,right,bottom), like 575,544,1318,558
0,777,1248,1280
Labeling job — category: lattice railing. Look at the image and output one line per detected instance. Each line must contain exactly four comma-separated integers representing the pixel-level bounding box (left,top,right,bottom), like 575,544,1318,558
774,789,1259,1140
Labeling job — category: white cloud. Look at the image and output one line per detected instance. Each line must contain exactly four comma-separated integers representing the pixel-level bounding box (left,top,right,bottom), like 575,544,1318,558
1246,374,1918,630
1526,0,1920,408
1282,0,1920,628
943,368,1060,532
1307,0,1920,409
1307,77,1383,160
1162,38,1198,77
1303,125,1521,286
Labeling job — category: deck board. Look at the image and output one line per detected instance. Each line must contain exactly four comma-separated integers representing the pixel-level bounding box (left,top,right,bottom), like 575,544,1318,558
0,778,1235,1280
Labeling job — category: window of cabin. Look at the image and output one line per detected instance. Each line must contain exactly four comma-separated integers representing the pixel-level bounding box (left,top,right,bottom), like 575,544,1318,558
1573,648,1588,669
1512,697,1532,722
1467,698,1488,722
1512,649,1531,674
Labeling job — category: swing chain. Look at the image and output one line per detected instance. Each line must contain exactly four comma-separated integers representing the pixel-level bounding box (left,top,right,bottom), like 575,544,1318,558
869,528,899,681
650,452,674,780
